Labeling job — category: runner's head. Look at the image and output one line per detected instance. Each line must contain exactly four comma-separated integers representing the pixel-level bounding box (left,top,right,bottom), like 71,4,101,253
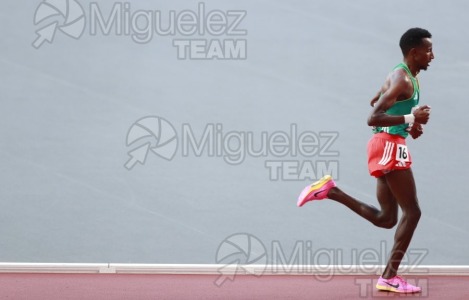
400,28,434,71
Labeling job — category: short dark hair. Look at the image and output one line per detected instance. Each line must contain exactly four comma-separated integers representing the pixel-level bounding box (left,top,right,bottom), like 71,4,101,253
399,28,432,56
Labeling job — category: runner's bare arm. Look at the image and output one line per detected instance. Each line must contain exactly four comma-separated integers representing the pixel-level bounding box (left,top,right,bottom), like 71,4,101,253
370,91,381,107
367,71,431,126
367,73,409,127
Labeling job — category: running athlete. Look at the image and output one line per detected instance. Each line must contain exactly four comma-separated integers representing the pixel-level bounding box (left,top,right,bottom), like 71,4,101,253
297,28,434,294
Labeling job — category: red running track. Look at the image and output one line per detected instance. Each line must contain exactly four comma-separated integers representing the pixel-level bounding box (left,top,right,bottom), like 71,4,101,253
0,274,467,300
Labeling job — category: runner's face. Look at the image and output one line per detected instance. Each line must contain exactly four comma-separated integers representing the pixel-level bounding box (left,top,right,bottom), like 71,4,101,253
415,38,434,71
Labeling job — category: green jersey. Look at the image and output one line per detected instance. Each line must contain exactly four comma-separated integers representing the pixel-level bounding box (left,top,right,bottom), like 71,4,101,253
373,63,420,138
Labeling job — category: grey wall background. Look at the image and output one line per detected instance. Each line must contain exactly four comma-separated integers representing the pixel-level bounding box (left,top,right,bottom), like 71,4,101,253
1,0,468,265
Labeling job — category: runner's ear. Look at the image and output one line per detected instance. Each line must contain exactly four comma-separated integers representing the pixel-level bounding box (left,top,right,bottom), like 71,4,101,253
408,47,418,59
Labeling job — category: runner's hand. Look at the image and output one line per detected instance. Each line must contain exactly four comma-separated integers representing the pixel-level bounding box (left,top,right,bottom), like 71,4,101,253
413,105,431,124
406,123,424,139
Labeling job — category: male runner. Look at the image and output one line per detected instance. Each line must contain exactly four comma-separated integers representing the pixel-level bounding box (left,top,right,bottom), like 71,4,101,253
297,28,434,293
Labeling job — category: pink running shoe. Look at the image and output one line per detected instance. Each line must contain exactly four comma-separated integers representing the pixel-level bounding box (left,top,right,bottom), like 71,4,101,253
376,275,421,293
297,175,336,207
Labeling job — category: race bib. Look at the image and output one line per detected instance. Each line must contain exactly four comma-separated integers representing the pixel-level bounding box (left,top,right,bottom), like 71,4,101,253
396,144,409,162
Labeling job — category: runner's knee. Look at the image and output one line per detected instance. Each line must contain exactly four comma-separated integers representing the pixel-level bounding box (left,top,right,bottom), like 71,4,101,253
403,206,421,224
375,213,398,229
382,216,398,229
